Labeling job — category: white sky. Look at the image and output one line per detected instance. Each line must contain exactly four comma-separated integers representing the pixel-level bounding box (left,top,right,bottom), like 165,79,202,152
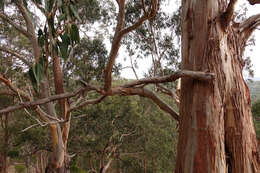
118,1,260,79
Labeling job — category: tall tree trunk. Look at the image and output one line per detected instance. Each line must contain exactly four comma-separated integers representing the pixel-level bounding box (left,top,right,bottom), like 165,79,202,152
175,0,259,172
45,56,71,173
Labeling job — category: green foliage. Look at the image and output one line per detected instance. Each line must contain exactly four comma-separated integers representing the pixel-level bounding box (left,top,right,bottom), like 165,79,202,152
70,24,80,45
252,99,260,138
28,57,45,92
69,94,178,172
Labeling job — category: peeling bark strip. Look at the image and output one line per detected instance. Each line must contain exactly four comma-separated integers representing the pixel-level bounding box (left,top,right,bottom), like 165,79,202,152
175,0,259,172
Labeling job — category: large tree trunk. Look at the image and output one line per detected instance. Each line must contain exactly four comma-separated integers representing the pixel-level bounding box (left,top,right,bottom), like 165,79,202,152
175,0,259,172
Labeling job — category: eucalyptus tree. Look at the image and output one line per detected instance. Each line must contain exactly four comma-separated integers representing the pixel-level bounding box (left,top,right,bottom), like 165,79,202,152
0,0,187,172
1,0,258,172
176,0,260,172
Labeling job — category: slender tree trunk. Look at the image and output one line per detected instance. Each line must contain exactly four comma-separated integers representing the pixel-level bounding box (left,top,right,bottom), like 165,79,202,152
45,56,71,173
175,0,259,172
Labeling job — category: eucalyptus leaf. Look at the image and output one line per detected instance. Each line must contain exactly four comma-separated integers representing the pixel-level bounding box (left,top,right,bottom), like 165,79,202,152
28,67,38,91
70,24,80,44
69,4,82,22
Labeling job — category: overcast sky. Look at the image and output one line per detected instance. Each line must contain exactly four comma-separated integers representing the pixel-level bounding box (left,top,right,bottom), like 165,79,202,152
119,1,260,79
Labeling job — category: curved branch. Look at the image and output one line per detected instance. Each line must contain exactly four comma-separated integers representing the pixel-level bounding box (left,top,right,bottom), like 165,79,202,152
108,87,179,121
16,0,40,59
104,0,126,91
104,0,158,91
0,74,30,100
0,46,31,66
239,13,260,50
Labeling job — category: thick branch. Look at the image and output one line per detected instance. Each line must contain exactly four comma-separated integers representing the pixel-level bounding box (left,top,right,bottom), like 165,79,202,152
123,70,215,88
239,14,260,49
104,0,126,91
16,0,41,59
0,46,31,66
104,0,158,91
221,0,237,29
107,87,179,121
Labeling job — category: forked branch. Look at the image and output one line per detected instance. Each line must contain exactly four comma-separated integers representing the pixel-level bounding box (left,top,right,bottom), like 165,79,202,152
221,0,238,30
104,0,159,91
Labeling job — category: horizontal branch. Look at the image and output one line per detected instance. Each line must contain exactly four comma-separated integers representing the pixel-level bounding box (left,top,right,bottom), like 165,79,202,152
0,46,31,66
0,87,86,114
123,70,215,88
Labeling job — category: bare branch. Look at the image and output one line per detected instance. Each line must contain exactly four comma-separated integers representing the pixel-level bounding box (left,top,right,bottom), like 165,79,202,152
69,96,106,112
123,70,215,88
0,87,86,114
239,13,260,49
0,12,31,38
0,74,31,100
104,0,126,91
119,14,149,36
129,56,139,79
104,0,159,91
156,84,180,107
0,46,31,66
107,87,179,121
16,0,41,59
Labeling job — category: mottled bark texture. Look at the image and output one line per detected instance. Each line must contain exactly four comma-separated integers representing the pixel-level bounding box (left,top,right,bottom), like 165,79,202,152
175,0,259,172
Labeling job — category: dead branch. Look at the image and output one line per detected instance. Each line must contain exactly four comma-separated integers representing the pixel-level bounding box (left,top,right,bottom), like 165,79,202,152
69,96,106,112
0,87,86,114
0,46,31,66
123,70,215,88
